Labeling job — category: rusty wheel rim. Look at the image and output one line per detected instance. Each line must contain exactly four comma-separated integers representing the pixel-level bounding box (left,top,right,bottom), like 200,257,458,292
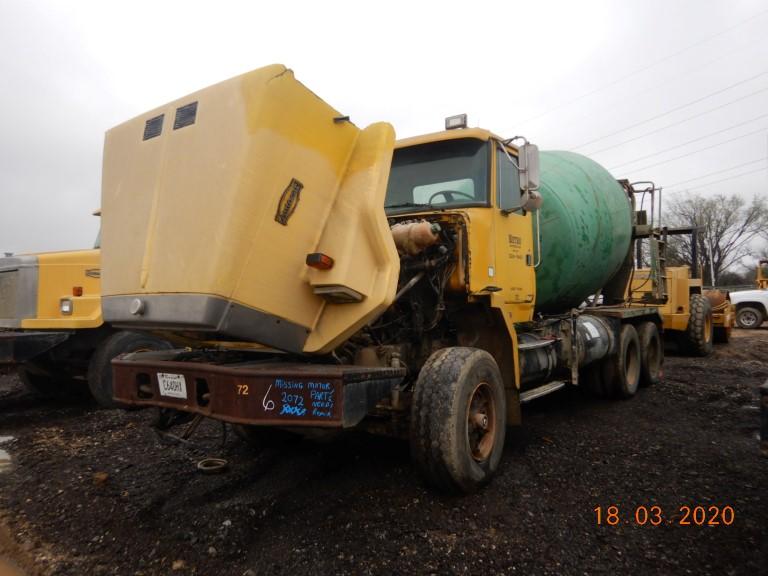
466,381,497,462
704,314,712,343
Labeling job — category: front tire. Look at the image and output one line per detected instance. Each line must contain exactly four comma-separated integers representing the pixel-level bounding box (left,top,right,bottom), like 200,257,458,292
87,331,172,408
410,347,506,494
679,294,713,356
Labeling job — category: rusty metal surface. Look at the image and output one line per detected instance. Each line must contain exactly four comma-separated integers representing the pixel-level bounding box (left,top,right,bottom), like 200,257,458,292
112,356,405,428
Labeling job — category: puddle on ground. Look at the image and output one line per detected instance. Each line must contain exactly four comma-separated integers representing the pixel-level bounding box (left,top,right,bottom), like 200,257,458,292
0,557,24,576
0,436,13,473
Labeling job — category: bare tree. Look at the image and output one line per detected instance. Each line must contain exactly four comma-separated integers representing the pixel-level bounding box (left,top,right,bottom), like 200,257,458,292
664,192,768,285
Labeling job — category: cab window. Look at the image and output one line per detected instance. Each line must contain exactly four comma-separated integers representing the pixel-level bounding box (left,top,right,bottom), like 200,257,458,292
386,138,489,211
497,145,521,212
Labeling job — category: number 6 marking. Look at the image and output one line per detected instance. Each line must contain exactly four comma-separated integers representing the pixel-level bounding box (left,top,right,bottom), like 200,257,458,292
262,383,275,411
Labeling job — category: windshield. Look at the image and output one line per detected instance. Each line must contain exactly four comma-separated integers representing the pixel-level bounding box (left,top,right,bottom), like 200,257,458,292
385,138,489,211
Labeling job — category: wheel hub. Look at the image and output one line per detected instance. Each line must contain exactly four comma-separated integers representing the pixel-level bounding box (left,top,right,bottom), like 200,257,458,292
467,382,497,462
741,311,758,327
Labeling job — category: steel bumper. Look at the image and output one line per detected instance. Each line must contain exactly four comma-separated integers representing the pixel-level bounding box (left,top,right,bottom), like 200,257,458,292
112,351,405,428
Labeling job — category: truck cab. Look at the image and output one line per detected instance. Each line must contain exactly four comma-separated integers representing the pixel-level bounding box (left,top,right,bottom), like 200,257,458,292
0,224,169,405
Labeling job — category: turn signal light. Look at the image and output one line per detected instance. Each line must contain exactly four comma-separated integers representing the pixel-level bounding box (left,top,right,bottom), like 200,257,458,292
72,286,83,297
306,253,334,270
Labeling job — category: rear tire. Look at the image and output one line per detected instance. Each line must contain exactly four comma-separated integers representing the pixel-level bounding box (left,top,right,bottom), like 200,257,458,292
637,322,662,387
735,306,764,330
87,331,172,408
606,324,641,399
410,347,506,494
679,294,713,356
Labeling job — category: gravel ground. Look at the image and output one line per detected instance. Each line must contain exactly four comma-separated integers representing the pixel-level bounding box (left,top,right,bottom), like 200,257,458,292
0,329,766,576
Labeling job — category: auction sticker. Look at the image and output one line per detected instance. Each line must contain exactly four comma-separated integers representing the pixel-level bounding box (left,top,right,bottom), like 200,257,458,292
157,373,187,399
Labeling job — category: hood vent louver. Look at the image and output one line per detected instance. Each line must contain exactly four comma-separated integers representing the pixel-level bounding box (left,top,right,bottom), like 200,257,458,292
142,114,164,141
174,102,198,130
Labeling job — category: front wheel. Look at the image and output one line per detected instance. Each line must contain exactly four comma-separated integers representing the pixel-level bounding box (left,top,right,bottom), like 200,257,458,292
87,331,172,408
410,347,506,494
679,294,713,356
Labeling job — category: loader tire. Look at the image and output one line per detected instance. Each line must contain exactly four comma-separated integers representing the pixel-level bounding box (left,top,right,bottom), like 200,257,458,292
410,347,506,494
735,306,764,330
679,294,713,356
637,321,662,387
88,331,172,409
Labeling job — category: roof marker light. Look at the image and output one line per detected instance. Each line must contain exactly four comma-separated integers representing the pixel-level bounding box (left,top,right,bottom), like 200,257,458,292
445,114,467,130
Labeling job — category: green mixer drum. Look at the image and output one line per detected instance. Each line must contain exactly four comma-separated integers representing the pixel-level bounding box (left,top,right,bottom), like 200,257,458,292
534,151,632,312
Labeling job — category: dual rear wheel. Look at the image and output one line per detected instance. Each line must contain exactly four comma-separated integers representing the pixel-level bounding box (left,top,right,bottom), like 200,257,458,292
581,321,661,399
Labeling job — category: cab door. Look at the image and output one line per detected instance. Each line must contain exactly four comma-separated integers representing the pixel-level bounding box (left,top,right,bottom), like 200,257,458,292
491,142,536,322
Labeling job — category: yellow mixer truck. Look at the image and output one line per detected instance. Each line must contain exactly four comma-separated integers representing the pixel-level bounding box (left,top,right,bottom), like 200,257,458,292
101,65,664,492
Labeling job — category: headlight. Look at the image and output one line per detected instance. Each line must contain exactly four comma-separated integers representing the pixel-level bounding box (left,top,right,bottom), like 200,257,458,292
60,298,73,315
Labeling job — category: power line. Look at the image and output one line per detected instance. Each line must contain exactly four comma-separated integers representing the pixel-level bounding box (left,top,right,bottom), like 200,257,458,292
665,157,767,188
512,6,768,128
624,126,768,174
559,33,763,139
669,166,768,191
574,70,768,150
609,111,768,170
585,85,768,155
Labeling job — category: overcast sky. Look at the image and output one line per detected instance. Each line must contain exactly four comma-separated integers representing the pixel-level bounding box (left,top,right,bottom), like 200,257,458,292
1,0,766,254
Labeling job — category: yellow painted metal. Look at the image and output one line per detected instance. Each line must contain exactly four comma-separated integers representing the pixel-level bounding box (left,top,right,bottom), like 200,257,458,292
630,266,693,332
20,249,103,329
391,135,534,389
757,259,768,290
101,65,399,354
395,127,501,149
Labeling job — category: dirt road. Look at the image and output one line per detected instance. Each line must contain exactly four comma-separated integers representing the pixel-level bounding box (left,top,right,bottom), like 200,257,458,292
1,330,766,575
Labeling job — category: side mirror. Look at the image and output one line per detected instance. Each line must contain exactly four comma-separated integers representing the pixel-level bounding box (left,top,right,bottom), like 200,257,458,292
521,189,542,212
519,143,540,194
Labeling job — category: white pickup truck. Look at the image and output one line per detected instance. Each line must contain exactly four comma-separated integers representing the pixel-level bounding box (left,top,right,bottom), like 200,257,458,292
730,289,768,329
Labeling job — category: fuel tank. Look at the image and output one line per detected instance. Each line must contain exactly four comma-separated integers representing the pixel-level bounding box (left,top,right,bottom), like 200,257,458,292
535,151,632,312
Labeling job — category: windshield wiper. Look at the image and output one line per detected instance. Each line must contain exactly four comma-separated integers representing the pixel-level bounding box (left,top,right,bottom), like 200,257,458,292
384,202,433,210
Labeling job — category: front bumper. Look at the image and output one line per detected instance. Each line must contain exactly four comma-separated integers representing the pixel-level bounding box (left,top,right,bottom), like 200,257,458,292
0,331,72,364
112,350,405,428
